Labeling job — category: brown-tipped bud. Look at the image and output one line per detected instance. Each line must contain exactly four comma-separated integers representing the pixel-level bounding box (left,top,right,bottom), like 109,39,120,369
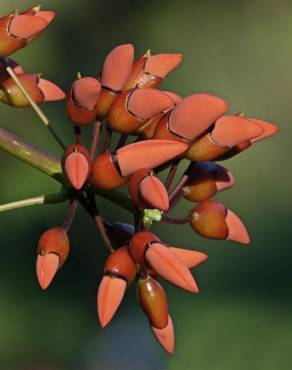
97,246,137,327
107,88,173,134
0,73,65,107
90,151,129,190
0,10,55,58
129,168,169,211
124,52,183,90
186,115,264,161
190,200,250,244
182,161,235,202
36,227,69,289
104,221,135,247
66,77,101,127
95,44,134,119
129,231,161,264
61,144,90,190
138,276,169,329
116,139,189,177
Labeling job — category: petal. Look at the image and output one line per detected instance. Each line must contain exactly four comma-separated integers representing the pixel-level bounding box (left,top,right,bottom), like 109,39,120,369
72,77,101,108
214,164,235,191
38,79,65,101
225,209,250,245
140,176,169,211
249,118,279,143
9,14,48,39
36,253,59,290
64,151,89,190
170,247,208,268
35,11,55,24
151,315,174,353
168,94,228,140
145,54,183,78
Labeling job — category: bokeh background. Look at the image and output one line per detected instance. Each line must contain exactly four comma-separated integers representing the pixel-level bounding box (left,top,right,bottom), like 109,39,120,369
0,0,291,369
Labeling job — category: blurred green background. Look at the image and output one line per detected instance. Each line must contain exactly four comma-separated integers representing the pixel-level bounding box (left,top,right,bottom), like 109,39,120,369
0,0,291,369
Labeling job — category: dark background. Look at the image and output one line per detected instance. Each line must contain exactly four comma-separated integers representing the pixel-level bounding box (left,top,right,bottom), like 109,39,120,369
0,1,291,369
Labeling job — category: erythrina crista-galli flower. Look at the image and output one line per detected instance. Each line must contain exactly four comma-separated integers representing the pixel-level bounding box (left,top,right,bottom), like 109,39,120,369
0,5,279,354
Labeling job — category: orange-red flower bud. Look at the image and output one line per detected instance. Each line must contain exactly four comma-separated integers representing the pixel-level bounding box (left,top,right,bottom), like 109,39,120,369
0,73,65,107
66,77,101,127
36,227,69,290
61,144,90,190
129,231,161,264
190,200,250,244
183,161,235,202
107,88,173,134
128,168,169,211
138,276,169,329
124,52,183,90
0,8,55,58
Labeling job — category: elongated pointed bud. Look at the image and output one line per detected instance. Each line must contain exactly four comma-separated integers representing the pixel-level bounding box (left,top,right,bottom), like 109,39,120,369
116,139,188,177
97,246,136,327
66,77,101,126
90,151,128,190
107,88,173,134
182,161,235,202
96,44,134,119
62,144,90,190
124,52,183,90
0,73,64,107
155,94,228,142
189,200,250,244
129,168,169,211
0,9,55,58
186,115,264,161
145,242,198,292
138,276,169,329
152,314,174,354
36,227,70,289
170,247,208,268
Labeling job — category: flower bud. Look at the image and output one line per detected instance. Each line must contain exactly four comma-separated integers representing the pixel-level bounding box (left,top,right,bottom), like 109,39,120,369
0,73,65,107
138,276,169,329
107,88,173,134
61,144,90,190
0,58,24,82
36,227,69,290
0,8,55,58
66,77,101,126
97,246,137,327
95,44,134,119
189,200,250,244
183,161,235,202
129,168,169,211
124,52,183,90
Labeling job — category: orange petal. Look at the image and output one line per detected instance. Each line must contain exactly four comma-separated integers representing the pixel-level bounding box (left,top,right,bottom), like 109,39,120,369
225,209,250,245
140,176,169,211
211,115,264,148
38,79,65,101
101,44,134,90
163,91,183,105
249,118,279,143
151,315,174,353
128,88,173,120
146,243,198,293
214,164,235,192
97,276,127,328
36,253,59,290
64,151,89,190
9,14,48,39
168,94,228,140
117,140,188,177
145,54,183,78
72,77,101,108
35,11,55,24
170,247,208,268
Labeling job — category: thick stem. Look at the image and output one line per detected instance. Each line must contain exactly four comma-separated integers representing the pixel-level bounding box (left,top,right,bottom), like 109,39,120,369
162,213,191,225
164,159,180,191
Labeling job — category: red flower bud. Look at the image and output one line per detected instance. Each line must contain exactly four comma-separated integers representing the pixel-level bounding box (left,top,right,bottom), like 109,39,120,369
66,77,101,126
97,246,136,327
61,144,90,190
107,88,173,134
124,52,183,90
95,44,134,119
190,200,250,244
129,168,169,211
36,227,70,290
152,314,174,354
138,276,169,329
0,73,65,107
183,161,235,202
0,8,55,58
